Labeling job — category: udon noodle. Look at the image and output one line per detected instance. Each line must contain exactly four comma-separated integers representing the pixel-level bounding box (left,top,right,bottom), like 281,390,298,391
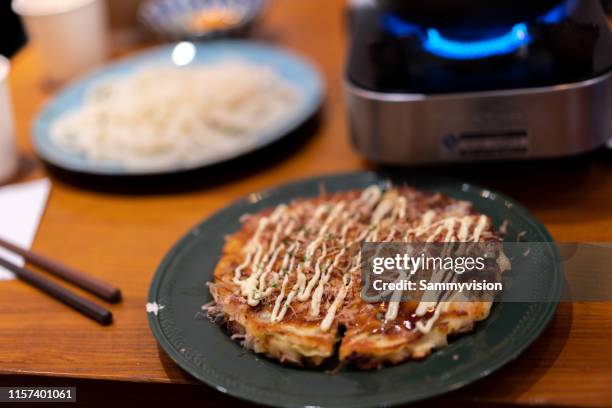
51,60,302,170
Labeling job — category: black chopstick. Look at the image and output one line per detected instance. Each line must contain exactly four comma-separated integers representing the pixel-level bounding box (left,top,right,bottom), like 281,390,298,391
0,237,121,303
0,256,113,326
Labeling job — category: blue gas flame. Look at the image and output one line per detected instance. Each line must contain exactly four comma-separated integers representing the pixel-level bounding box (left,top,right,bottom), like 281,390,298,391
423,23,531,60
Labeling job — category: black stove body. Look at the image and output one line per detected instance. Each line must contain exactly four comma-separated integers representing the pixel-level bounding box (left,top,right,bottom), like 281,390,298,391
346,0,612,163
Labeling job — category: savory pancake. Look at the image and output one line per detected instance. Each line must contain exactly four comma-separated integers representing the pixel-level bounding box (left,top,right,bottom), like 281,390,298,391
207,185,506,369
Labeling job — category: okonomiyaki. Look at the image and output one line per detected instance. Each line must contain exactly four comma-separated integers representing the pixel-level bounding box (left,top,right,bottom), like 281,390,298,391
207,185,508,369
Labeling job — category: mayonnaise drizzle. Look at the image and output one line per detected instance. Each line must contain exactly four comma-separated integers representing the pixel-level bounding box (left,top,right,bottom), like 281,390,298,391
321,274,352,331
297,243,327,301
310,248,346,316
230,185,495,334
384,214,490,325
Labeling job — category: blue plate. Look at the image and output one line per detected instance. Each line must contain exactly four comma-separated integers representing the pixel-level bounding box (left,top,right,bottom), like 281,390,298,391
32,41,324,176
139,0,266,40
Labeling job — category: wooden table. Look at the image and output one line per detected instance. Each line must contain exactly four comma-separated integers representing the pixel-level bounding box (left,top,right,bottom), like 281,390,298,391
1,0,612,406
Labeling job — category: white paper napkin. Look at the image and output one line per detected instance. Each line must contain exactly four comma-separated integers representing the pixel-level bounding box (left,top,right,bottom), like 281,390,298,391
0,178,51,280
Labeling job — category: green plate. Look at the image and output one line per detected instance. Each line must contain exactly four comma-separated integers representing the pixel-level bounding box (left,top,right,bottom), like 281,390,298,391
147,171,561,407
